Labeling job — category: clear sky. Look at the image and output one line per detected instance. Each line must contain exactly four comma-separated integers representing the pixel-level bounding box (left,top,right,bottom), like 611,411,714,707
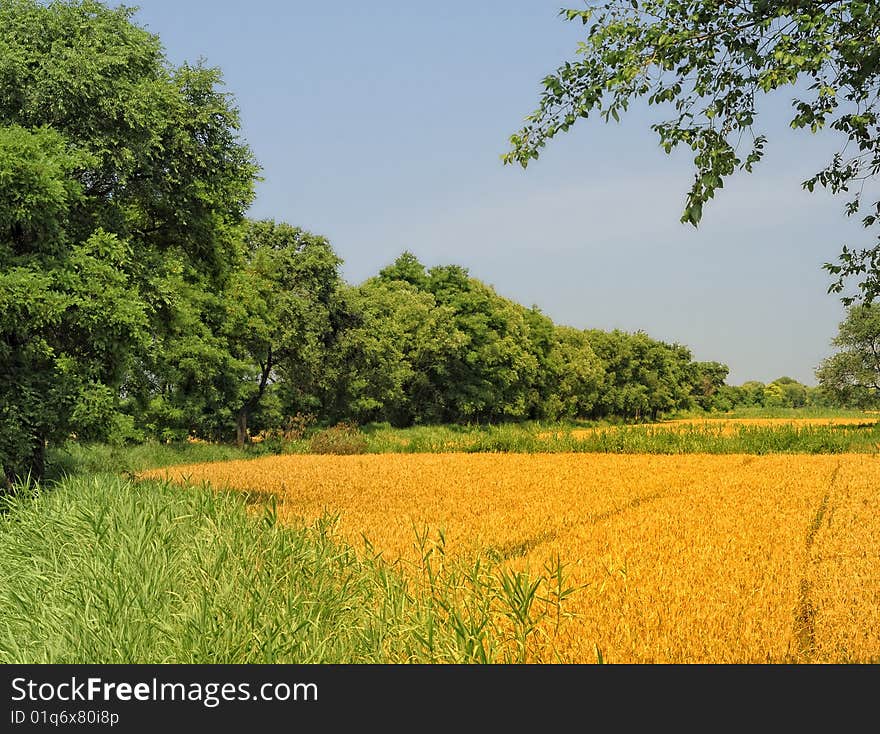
126,0,862,385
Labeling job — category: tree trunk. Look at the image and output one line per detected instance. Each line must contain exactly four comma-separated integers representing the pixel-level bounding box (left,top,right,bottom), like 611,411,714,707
236,407,249,447
30,436,46,483
235,351,273,447
4,436,48,491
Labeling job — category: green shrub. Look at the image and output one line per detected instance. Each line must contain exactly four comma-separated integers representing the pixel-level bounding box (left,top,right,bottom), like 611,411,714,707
309,422,368,455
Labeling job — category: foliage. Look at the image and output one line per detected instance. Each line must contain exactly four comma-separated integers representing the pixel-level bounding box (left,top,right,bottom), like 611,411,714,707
422,263,541,422
326,253,606,426
226,220,345,444
506,1,880,303
816,303,880,406
585,329,694,419
689,361,730,411
309,422,369,455
0,0,256,482
324,275,462,426
522,315,605,421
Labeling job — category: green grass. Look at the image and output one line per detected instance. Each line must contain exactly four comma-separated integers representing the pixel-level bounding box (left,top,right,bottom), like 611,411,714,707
555,422,880,454
340,417,880,455
46,410,880,479
48,440,269,478
669,406,875,419
0,473,575,664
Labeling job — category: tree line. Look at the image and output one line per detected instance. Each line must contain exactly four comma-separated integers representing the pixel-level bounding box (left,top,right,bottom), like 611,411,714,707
122,236,742,444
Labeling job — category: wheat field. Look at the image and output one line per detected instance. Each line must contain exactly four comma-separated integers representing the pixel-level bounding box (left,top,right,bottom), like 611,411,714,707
144,452,880,663
539,415,880,441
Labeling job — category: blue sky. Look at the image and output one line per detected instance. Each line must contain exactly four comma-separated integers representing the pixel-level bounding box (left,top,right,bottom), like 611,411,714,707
128,0,861,384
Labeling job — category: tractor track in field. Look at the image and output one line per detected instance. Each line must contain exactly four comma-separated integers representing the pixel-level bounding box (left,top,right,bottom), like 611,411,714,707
793,464,839,661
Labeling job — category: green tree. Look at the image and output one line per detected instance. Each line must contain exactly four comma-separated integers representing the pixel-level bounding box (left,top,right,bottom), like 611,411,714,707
770,376,809,407
505,1,880,303
711,384,742,412
762,382,786,408
226,221,345,444
124,256,246,443
377,250,429,290
690,361,731,411
586,330,695,420
325,278,462,426
545,326,606,419
0,0,256,482
341,255,605,425
740,380,767,407
816,304,880,406
424,265,540,422
0,127,149,479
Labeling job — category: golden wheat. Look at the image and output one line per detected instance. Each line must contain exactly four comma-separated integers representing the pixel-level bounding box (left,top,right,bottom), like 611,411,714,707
540,415,880,440
143,452,880,663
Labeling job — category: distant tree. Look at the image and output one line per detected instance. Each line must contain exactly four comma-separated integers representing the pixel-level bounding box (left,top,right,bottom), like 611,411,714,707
521,309,604,420
586,330,694,420
711,384,742,412
770,376,809,408
422,265,541,422
740,381,767,407
326,278,462,426
226,221,344,445
543,325,605,419
0,0,256,483
805,384,835,408
690,361,731,411
345,256,608,425
762,382,786,408
816,304,880,406
505,1,880,304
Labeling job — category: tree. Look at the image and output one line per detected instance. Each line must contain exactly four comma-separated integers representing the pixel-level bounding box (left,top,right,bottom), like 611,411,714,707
505,1,880,304
816,303,880,406
690,361,731,411
325,278,462,426
540,324,605,420
0,0,256,483
377,251,429,290
125,220,345,445
519,308,604,420
740,380,768,407
423,265,540,423
585,329,695,420
225,221,344,445
770,376,809,407
123,255,247,443
0,127,149,478
762,381,786,408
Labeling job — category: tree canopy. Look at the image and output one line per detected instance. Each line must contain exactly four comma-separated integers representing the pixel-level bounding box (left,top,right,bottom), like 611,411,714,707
505,1,880,304
324,253,704,426
816,303,880,405
0,0,256,483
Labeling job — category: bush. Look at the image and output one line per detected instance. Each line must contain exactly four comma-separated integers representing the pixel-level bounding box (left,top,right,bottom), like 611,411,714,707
309,422,368,455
